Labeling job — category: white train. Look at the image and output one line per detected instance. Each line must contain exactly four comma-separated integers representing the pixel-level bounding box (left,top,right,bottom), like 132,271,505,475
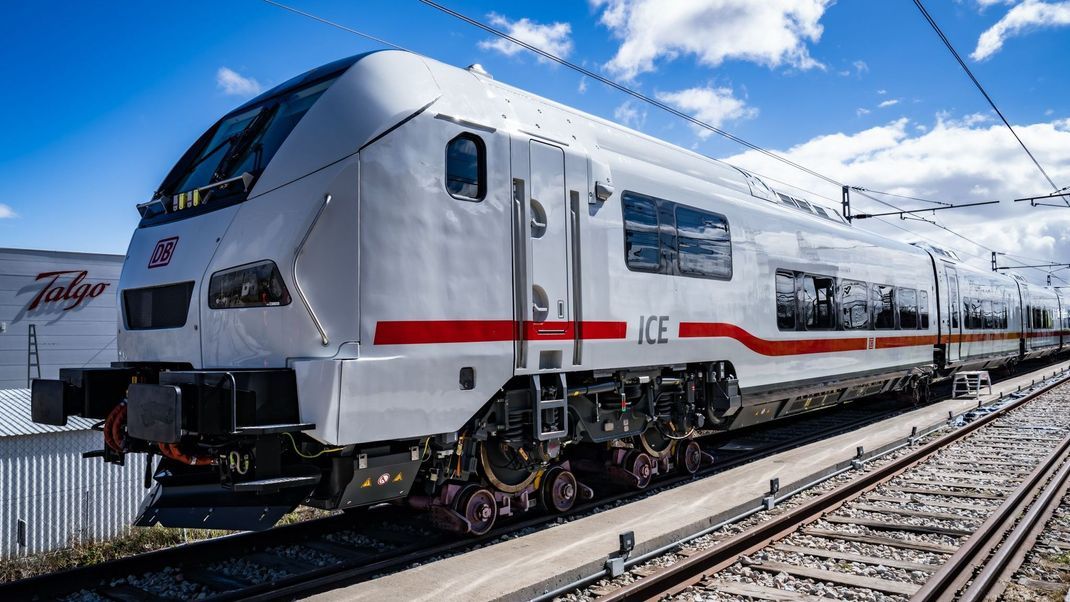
31,50,1070,534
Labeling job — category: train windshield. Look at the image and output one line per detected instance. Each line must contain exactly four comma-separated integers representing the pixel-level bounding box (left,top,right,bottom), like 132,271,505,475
141,75,340,223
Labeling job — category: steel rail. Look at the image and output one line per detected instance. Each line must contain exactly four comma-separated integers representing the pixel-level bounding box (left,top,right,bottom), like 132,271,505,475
597,373,1070,602
914,428,1070,601
912,429,1070,600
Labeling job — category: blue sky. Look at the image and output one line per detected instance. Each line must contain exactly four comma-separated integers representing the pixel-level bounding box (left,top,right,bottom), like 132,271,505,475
2,1,1069,279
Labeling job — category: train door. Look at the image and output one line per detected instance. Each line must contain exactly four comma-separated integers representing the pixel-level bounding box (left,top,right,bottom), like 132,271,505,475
945,266,961,362
510,137,582,372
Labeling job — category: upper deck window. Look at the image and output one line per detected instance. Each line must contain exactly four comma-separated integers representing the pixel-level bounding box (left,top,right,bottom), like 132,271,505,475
873,285,896,329
445,133,486,200
776,271,796,331
675,206,732,280
840,280,869,330
898,288,918,329
802,275,836,330
623,193,661,272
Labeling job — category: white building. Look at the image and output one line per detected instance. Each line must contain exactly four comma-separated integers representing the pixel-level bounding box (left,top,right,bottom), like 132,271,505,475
0,248,145,558
0,247,123,389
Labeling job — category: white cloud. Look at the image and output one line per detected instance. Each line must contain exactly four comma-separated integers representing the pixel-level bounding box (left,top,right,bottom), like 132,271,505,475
655,85,758,138
972,0,1070,61
857,107,871,116
721,115,1070,282
578,77,588,94
961,112,993,126
852,60,869,74
613,100,647,129
878,99,900,108
478,14,573,63
972,0,1022,9
591,0,832,79
0,204,16,219
216,67,262,96
877,89,888,95
1046,108,1055,116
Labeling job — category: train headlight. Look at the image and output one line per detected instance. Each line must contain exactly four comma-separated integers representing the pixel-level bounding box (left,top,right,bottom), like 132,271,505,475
208,260,291,309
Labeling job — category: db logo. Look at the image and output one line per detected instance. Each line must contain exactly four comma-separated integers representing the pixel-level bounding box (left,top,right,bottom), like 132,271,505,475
148,237,179,268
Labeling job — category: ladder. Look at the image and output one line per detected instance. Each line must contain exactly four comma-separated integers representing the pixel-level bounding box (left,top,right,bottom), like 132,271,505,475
27,324,40,387
952,370,992,399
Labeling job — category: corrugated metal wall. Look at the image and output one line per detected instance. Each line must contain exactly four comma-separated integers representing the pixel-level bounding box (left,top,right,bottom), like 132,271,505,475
0,248,124,390
0,431,147,558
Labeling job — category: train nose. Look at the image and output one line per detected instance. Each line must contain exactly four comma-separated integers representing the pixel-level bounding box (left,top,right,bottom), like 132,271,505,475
118,205,243,366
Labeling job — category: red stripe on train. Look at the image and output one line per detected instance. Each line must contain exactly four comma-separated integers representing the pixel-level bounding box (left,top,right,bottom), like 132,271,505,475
374,320,629,345
677,322,869,355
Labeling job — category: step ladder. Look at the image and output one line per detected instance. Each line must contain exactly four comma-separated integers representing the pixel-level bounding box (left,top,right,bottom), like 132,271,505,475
532,373,568,441
952,370,992,399
26,324,40,387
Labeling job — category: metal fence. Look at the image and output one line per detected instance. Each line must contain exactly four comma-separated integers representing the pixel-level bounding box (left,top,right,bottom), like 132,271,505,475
0,430,147,558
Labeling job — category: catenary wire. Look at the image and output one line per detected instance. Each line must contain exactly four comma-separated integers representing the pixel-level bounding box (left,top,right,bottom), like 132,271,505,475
911,0,1065,203
261,0,411,52
262,0,1066,284
415,0,845,188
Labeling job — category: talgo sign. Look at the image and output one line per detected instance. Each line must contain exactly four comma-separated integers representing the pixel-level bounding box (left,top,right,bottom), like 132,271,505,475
27,270,111,311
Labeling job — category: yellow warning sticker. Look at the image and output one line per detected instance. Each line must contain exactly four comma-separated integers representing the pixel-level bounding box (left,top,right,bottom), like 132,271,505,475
392,472,404,482
361,478,372,488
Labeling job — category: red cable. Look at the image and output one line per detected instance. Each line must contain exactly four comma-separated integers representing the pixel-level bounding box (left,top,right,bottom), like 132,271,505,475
103,403,126,452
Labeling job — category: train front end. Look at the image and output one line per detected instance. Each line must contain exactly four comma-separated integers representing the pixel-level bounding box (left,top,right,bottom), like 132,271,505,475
29,51,443,531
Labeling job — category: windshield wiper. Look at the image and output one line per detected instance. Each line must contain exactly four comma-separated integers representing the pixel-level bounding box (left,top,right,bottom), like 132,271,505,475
211,105,278,185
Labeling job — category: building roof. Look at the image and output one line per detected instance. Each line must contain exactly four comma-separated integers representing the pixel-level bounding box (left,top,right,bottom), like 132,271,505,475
0,388,96,437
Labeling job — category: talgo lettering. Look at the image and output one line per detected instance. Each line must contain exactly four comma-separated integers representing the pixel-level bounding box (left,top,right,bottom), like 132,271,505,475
27,271,110,311
637,315,669,345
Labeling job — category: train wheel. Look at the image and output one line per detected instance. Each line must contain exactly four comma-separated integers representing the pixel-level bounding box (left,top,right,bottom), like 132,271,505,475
622,450,655,489
454,486,498,536
676,440,702,475
540,466,578,513
639,427,674,459
480,440,538,494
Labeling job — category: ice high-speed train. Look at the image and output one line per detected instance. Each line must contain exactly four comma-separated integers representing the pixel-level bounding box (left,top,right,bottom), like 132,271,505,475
32,50,1070,534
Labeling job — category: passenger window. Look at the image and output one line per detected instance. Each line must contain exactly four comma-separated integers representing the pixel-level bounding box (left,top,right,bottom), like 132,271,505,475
872,285,895,330
803,275,836,330
776,271,796,331
445,133,485,200
982,299,994,329
918,290,930,329
840,280,869,330
622,193,661,272
897,288,918,330
675,205,732,279
967,298,982,330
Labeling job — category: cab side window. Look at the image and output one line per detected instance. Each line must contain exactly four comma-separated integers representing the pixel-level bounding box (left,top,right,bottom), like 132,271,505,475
445,133,485,201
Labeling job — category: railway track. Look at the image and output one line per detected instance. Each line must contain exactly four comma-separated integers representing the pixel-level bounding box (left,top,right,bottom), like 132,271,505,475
1,363,1058,601
586,370,1070,602
0,399,919,600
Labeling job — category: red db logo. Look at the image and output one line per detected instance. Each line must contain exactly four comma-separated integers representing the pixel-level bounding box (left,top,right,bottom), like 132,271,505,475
148,237,179,268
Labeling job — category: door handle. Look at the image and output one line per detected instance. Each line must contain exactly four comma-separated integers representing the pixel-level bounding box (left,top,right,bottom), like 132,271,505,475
533,303,548,313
